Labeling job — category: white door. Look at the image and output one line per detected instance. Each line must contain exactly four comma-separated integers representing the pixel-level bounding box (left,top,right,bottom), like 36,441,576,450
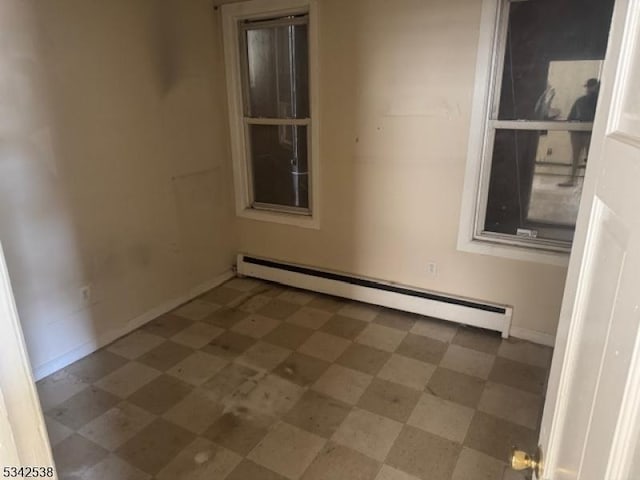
0,243,55,476
533,0,640,478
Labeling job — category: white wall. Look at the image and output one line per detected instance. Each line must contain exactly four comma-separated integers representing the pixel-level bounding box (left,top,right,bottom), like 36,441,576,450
0,0,236,377
235,0,568,340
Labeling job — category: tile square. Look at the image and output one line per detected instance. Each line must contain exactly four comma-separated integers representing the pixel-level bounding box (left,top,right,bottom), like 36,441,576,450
237,294,273,313
264,323,314,350
410,317,458,343
248,422,326,480
258,298,301,320
156,437,242,480
52,434,108,479
332,408,402,461
375,465,421,480
167,351,228,386
378,354,435,391
373,309,416,331
284,390,351,438
37,370,88,411
427,367,486,409
452,326,502,355
201,330,256,359
336,343,391,376
47,386,120,430
396,333,447,365
298,331,350,362
489,357,547,395
452,447,506,480
307,294,346,313
202,307,249,329
236,374,304,418
478,382,543,429
407,393,475,443
357,378,421,423
141,313,194,339
78,402,155,451
356,324,406,353
128,375,193,415
337,302,380,322
273,352,329,386
95,362,161,398
225,277,263,292
173,299,221,320
203,411,273,456
440,344,495,379
321,314,368,340
82,455,151,480
171,322,223,349
163,389,224,434
116,418,195,475
302,442,381,480
236,341,291,371
386,425,461,480
497,338,553,368
226,460,288,480
64,350,128,384
44,416,73,447
231,314,281,338
278,288,315,305
287,307,332,329
201,363,259,399
107,331,165,360
201,286,246,306
312,364,373,405
464,411,537,461
137,340,194,372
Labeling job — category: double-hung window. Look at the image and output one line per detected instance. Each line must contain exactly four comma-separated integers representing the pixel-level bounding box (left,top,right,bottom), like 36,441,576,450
222,0,318,228
460,0,615,262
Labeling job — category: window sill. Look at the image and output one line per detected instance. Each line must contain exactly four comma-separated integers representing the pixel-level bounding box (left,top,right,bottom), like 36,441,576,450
237,207,320,230
457,236,570,267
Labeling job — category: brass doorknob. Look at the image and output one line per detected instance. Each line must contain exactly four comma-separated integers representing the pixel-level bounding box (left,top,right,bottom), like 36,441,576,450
510,446,542,477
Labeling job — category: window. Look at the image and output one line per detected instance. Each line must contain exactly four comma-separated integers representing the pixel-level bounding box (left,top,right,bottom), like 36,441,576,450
459,0,615,262
222,0,318,228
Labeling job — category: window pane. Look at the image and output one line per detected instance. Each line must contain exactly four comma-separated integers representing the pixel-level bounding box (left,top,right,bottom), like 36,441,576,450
249,124,309,209
497,0,614,121
244,22,309,118
484,129,591,243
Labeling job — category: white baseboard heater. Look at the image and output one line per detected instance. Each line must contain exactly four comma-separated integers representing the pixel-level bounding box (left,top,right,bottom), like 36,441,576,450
237,254,512,338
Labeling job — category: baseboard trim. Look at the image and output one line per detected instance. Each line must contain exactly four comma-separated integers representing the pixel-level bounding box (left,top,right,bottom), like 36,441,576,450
509,326,556,347
33,270,234,381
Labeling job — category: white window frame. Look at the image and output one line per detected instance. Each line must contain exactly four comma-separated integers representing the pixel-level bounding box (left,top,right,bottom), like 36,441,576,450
221,0,320,229
458,0,584,266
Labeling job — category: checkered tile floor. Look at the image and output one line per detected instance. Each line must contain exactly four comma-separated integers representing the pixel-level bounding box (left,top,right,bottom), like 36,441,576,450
38,278,552,480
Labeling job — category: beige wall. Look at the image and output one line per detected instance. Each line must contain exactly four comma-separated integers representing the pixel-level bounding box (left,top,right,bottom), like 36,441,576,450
0,0,236,375
235,0,568,337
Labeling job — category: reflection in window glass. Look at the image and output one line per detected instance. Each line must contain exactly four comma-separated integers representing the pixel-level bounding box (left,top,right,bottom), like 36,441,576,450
245,23,309,118
249,125,309,209
497,0,613,121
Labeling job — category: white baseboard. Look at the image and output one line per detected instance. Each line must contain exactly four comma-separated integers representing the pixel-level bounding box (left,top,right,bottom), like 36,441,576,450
509,326,556,347
33,270,234,381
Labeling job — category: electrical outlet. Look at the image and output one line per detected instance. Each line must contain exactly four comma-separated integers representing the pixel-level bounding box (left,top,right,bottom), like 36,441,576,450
80,285,91,304
427,262,438,276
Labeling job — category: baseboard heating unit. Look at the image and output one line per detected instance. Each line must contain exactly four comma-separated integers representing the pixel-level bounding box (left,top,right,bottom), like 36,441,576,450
236,254,512,338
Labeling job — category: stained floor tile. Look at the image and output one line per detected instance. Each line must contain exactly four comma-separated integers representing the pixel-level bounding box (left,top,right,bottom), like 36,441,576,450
44,277,552,480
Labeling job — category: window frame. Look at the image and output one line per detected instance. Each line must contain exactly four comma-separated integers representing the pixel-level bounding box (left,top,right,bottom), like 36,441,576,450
458,0,596,266
221,0,320,229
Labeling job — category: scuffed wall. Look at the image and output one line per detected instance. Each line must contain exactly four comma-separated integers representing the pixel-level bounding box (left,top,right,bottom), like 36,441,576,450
0,0,236,375
235,0,568,338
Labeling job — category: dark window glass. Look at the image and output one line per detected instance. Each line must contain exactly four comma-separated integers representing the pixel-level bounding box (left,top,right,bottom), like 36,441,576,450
245,23,309,118
249,125,309,209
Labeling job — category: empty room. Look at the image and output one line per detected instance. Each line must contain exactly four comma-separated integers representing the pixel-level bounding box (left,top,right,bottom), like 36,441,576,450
2,0,640,479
